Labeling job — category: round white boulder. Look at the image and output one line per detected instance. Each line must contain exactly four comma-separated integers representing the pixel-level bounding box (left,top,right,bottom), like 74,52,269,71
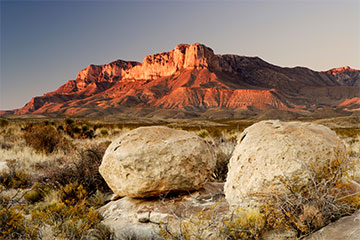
224,120,346,207
99,126,216,198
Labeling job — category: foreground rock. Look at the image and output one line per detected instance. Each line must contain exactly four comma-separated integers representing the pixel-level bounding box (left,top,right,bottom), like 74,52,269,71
98,182,227,239
224,120,346,207
306,210,360,240
99,126,216,198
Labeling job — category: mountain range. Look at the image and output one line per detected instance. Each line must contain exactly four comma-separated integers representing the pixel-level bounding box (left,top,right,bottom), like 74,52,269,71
4,43,360,119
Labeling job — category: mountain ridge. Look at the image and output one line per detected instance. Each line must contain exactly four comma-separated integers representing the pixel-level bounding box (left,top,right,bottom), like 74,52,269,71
4,43,360,118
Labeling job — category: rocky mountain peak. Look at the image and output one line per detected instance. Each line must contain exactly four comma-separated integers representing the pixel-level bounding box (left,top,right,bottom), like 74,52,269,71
7,43,360,116
326,66,357,75
325,66,360,87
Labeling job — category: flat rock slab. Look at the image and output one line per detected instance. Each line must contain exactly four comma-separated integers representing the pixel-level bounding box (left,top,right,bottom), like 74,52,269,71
306,210,360,240
98,182,228,239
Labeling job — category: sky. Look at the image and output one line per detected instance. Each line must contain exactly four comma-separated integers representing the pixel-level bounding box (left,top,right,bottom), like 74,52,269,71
1,0,359,110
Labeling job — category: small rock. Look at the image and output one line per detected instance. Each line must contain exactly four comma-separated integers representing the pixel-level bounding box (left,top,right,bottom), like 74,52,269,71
137,212,150,223
0,161,9,175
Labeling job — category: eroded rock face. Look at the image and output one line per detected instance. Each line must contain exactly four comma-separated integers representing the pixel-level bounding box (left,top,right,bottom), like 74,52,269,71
99,126,216,198
224,120,346,207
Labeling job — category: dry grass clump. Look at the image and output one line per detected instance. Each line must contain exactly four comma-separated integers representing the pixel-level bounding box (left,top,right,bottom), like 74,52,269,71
160,202,266,240
211,131,238,182
256,151,360,238
22,124,71,154
0,118,9,127
0,182,113,240
221,208,265,239
334,127,360,138
33,141,111,195
0,160,31,189
0,187,41,239
31,183,104,239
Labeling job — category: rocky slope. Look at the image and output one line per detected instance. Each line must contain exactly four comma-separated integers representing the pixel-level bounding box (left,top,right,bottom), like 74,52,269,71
9,43,360,117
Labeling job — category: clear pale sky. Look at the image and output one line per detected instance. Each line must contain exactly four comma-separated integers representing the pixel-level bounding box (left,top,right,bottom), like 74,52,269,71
1,0,359,110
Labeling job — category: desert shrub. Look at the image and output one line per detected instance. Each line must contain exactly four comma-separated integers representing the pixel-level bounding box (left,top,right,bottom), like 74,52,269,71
0,190,40,239
34,141,111,194
0,160,31,189
160,203,223,240
256,151,360,237
0,204,27,239
65,117,74,125
161,204,266,240
197,129,209,138
81,124,89,132
58,182,87,206
43,120,56,126
221,208,265,239
100,129,109,136
334,128,360,138
24,183,50,203
82,129,95,139
57,124,64,131
32,195,103,239
64,121,95,139
93,123,104,131
212,149,230,182
211,134,237,182
23,124,69,154
0,141,13,150
0,118,9,127
67,124,81,136
80,223,115,240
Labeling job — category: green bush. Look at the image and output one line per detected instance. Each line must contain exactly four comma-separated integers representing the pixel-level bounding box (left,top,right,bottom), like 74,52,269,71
93,123,104,131
100,129,109,136
81,124,89,132
65,117,74,125
197,129,209,138
24,183,50,203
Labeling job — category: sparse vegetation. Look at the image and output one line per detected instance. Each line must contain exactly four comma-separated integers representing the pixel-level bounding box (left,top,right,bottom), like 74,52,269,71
255,151,360,238
23,124,70,154
0,117,359,239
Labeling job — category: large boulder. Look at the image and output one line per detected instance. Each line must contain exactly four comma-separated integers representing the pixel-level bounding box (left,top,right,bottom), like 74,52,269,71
99,126,216,198
224,120,346,207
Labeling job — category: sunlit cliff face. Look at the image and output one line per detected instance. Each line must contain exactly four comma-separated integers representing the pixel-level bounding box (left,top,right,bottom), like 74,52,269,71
12,43,360,116
326,66,357,76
